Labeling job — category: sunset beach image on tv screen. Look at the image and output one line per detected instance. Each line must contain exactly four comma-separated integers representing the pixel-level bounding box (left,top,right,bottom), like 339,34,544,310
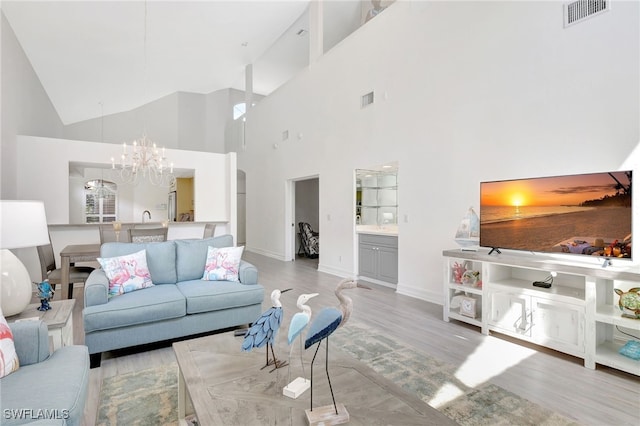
479,171,632,259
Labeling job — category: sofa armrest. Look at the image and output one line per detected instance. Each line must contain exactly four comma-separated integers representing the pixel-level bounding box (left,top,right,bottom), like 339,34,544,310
238,260,258,285
84,269,110,307
8,321,50,366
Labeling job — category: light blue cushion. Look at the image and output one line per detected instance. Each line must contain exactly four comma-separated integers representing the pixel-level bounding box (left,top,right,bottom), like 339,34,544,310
8,321,49,366
238,260,258,285
83,284,186,333
177,279,264,314
175,235,234,282
0,344,89,426
100,241,177,284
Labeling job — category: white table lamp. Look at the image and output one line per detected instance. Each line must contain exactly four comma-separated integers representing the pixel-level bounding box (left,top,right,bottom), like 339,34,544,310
0,200,50,316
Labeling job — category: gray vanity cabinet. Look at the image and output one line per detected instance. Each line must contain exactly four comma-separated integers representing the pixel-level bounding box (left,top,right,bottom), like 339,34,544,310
358,234,398,284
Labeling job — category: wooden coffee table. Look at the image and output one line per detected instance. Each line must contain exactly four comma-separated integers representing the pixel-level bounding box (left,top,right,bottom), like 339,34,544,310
173,332,456,425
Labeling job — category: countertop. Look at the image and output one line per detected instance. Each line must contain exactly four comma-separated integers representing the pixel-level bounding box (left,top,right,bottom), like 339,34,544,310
48,221,223,227
356,225,398,236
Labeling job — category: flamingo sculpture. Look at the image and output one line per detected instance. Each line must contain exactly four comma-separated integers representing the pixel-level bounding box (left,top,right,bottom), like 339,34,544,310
304,278,370,415
241,288,292,370
286,293,319,383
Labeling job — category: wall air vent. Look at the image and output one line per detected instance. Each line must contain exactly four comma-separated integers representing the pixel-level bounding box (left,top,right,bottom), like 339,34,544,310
564,0,610,28
361,91,374,108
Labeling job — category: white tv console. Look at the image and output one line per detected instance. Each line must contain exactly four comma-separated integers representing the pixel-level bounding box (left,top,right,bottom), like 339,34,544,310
443,249,640,376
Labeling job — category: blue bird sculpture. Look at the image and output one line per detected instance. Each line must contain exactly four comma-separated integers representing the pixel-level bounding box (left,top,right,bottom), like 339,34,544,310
36,280,54,312
287,293,318,381
304,278,370,414
241,288,292,370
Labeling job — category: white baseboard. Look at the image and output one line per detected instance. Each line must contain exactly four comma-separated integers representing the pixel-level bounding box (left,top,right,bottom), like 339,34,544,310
317,263,353,278
357,275,397,289
395,283,443,305
245,246,288,261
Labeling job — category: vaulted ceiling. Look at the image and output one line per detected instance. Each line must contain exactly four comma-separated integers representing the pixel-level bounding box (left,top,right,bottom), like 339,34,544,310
2,1,363,125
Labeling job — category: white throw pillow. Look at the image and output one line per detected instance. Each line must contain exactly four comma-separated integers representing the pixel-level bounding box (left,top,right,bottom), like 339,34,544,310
202,246,244,282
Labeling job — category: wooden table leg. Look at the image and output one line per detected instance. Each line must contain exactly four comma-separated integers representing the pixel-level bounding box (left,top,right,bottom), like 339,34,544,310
177,367,195,425
60,254,70,300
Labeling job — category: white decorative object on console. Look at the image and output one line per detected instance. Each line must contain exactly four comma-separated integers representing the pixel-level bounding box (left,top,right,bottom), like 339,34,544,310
0,200,50,316
454,207,479,250
459,296,477,318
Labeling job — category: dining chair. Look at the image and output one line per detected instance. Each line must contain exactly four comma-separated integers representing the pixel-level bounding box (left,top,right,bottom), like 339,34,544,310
203,223,216,238
37,243,95,299
128,227,168,243
99,223,132,243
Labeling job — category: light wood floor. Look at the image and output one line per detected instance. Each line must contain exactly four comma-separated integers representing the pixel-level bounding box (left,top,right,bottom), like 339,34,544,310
61,252,638,426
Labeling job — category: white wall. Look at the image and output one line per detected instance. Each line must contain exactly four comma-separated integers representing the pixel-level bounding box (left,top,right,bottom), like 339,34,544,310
239,1,640,303
62,88,253,154
16,136,236,227
1,13,64,199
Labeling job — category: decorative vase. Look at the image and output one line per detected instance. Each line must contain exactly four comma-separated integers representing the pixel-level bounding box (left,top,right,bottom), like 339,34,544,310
455,207,480,249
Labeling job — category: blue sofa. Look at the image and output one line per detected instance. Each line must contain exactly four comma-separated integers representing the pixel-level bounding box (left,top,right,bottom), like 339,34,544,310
83,235,264,367
0,320,89,426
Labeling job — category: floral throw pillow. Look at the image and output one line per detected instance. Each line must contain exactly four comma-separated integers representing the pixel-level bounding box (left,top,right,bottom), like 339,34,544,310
0,309,19,378
202,246,244,282
98,249,154,296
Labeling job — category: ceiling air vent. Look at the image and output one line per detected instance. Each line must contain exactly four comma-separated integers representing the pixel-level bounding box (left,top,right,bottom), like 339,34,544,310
564,0,610,28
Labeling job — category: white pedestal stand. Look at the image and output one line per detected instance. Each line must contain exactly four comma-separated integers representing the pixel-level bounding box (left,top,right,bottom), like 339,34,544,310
283,376,311,399
305,403,349,425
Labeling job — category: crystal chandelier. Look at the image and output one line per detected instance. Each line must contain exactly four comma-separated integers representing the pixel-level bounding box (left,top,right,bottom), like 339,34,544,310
86,176,113,199
108,1,175,187
111,136,175,186
93,180,112,199
111,0,176,186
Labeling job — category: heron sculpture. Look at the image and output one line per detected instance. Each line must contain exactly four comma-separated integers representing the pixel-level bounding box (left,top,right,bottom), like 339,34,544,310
286,293,319,382
241,288,292,370
304,278,370,415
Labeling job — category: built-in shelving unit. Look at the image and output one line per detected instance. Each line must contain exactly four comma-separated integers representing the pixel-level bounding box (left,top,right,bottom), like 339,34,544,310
443,249,640,376
356,170,397,226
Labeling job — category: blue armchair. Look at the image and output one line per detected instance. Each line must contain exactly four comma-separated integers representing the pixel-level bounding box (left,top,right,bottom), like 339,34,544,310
0,321,89,426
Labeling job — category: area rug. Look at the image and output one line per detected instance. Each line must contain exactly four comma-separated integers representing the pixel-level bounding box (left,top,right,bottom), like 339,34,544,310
97,321,578,425
96,363,178,426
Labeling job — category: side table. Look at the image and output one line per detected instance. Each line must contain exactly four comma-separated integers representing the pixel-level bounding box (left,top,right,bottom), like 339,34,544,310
6,299,75,351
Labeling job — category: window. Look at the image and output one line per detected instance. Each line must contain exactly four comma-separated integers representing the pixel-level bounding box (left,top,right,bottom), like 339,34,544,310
84,179,117,223
233,101,257,120
233,102,246,120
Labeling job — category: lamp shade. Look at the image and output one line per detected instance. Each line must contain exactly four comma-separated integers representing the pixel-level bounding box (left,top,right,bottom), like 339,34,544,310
0,200,50,249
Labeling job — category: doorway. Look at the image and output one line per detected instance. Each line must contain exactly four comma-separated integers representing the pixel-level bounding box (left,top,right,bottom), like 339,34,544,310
287,176,319,262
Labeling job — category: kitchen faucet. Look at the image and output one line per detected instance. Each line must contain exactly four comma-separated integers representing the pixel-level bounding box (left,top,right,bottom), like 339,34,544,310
142,210,151,223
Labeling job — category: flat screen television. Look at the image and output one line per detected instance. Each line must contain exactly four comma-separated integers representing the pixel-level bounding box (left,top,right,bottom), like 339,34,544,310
479,171,632,261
